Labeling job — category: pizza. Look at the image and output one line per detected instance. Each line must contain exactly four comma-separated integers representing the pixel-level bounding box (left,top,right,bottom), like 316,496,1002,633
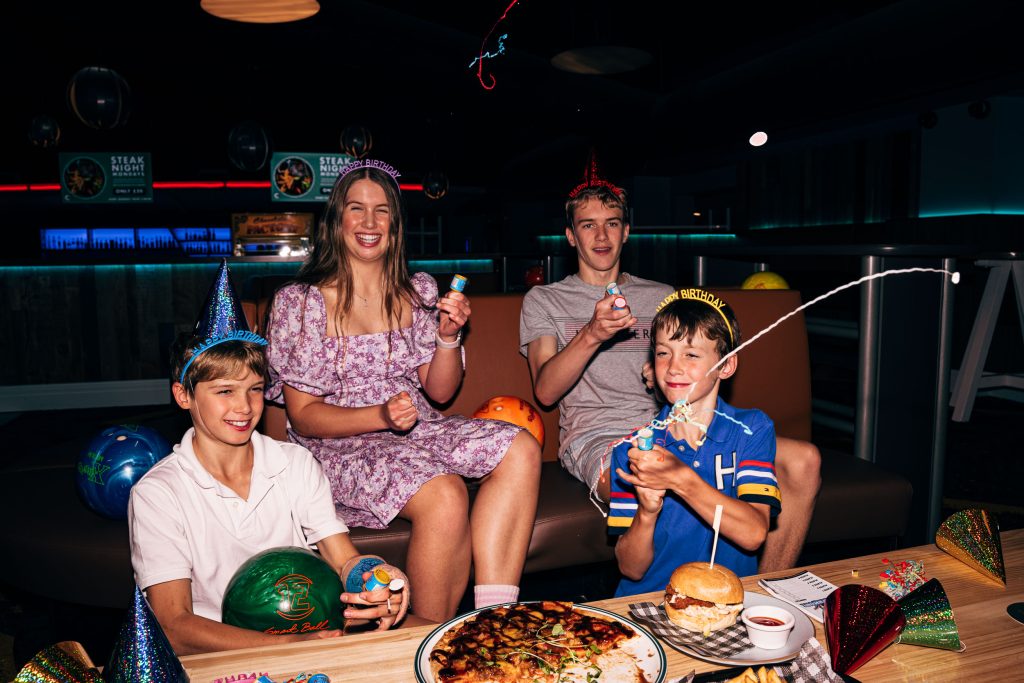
428,601,654,683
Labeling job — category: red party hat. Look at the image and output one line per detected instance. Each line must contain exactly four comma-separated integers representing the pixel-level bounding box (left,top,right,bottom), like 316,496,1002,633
824,584,906,675
935,508,1006,585
568,148,623,199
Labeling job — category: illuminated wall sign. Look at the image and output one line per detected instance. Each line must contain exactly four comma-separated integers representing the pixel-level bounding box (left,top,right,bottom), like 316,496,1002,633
59,152,153,203
270,152,354,202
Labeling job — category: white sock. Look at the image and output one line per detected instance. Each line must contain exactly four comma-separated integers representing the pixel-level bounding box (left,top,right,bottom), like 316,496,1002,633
474,584,520,609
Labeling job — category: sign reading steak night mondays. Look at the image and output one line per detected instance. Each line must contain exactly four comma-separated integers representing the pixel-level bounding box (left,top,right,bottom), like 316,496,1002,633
270,152,355,202
59,152,153,203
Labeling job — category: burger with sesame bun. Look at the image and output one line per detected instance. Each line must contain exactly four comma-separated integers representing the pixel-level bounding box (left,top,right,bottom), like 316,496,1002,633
664,562,745,634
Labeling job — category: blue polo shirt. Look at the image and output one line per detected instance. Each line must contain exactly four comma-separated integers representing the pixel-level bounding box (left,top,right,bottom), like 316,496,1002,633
610,398,780,596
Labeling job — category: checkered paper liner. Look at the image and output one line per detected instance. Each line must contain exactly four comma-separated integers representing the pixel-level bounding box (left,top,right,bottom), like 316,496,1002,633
629,602,752,658
669,638,842,683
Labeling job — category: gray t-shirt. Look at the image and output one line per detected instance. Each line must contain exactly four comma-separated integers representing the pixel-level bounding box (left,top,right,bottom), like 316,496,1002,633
519,273,673,486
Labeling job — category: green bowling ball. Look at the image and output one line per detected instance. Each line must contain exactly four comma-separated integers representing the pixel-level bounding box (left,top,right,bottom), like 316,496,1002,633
222,546,344,635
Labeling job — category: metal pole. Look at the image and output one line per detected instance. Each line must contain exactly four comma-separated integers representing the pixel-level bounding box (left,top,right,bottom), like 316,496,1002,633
928,256,956,533
501,256,508,293
545,255,553,285
855,255,881,462
694,255,707,286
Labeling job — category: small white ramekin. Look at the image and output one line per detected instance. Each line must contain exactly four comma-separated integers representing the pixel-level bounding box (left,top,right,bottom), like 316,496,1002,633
741,605,796,650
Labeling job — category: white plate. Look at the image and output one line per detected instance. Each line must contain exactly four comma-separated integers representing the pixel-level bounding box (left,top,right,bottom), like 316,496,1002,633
665,591,814,666
414,601,666,682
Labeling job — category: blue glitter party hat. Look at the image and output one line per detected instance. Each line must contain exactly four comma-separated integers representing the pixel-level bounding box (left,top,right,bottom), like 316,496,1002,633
179,258,267,382
105,586,188,683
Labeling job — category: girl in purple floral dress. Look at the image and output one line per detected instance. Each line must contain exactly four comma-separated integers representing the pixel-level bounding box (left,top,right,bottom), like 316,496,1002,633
266,164,541,623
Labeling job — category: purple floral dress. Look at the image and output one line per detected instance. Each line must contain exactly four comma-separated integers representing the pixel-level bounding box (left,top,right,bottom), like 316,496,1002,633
266,272,521,529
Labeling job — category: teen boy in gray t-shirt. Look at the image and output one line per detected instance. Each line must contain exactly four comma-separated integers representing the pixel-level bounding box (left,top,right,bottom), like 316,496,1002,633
520,273,671,489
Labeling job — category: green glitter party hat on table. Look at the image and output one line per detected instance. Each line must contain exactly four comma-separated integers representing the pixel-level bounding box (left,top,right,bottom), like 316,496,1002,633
895,578,964,651
935,508,1006,586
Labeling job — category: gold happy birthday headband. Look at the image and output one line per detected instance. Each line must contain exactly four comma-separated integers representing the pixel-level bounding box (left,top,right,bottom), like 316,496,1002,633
655,288,735,346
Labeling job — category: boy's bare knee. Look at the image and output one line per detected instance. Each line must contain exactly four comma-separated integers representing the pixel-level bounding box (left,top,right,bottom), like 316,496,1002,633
776,438,821,493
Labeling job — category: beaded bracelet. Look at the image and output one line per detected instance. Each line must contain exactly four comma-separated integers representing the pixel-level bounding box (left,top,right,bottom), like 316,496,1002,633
435,330,462,349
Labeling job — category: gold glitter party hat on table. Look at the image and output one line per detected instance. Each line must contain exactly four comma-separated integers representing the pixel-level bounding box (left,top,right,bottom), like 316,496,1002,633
895,578,964,651
934,508,1006,586
14,641,103,683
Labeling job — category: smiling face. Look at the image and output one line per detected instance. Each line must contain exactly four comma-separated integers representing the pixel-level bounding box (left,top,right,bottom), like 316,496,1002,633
566,197,630,282
173,368,265,451
653,324,736,410
340,178,392,263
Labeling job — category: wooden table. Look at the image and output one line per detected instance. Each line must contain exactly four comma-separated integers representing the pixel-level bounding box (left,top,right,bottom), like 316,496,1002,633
180,529,1023,682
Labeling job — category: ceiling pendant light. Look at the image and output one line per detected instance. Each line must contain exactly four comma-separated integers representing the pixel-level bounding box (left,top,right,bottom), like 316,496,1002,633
201,0,319,24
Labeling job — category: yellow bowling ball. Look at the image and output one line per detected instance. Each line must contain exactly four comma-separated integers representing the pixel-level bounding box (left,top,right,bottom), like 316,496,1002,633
741,271,789,290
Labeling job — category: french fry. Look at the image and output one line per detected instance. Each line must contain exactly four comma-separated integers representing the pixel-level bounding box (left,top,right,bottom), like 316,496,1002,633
725,667,758,683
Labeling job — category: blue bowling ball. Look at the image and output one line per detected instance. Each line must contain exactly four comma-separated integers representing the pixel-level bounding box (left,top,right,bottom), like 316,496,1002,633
75,424,172,519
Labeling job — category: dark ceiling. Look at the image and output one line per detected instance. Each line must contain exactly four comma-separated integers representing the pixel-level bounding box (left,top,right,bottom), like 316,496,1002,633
4,0,1024,193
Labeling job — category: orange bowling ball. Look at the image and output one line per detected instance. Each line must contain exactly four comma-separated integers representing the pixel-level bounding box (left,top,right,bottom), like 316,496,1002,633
473,395,545,447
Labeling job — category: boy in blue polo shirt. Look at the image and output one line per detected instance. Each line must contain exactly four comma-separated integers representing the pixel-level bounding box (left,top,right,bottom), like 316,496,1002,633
610,289,781,596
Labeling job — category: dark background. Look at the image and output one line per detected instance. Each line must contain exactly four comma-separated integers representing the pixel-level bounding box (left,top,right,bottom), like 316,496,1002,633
3,0,1024,255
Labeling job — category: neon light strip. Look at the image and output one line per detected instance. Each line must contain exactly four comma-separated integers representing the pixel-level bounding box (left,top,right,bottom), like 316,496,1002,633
2,181,429,192
152,181,225,189
225,180,271,188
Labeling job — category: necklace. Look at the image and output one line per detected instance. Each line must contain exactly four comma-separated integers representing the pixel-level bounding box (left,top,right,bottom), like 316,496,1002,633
353,291,377,308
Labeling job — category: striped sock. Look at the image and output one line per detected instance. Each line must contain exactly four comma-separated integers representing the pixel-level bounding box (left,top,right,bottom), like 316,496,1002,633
474,584,520,609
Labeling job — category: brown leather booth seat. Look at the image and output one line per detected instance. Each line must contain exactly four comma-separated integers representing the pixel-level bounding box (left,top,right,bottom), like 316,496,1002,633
0,286,911,610
256,287,914,575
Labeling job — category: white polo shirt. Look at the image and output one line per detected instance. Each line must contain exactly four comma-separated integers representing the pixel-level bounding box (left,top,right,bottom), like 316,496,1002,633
128,428,349,622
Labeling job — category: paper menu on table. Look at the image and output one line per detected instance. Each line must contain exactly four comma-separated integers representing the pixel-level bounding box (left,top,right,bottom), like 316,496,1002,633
756,571,838,623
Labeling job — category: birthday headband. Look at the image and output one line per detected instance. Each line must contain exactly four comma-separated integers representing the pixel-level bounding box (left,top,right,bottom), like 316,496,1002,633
179,331,268,384
339,159,401,186
567,178,624,200
655,288,735,346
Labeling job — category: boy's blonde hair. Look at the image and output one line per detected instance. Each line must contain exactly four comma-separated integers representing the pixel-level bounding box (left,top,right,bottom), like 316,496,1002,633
565,185,629,229
171,333,268,393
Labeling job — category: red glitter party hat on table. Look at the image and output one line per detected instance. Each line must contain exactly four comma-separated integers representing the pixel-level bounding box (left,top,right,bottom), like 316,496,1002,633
934,508,1006,586
105,586,189,683
895,578,964,651
14,641,103,683
824,584,906,675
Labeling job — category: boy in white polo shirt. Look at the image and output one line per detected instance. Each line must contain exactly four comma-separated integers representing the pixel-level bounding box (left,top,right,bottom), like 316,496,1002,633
128,261,410,655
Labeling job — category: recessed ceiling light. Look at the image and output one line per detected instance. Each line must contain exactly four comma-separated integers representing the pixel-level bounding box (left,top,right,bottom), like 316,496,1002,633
749,131,768,147
201,0,319,24
551,46,653,75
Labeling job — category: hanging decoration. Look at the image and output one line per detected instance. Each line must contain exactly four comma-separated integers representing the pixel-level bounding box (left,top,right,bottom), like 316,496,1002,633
423,169,449,200
228,121,271,172
67,67,131,130
340,124,373,159
28,115,61,149
472,0,522,90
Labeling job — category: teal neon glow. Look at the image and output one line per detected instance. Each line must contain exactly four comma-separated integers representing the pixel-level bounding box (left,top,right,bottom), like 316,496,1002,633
539,233,736,240
917,209,1024,218
1,260,494,275
407,259,494,273
749,218,884,230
